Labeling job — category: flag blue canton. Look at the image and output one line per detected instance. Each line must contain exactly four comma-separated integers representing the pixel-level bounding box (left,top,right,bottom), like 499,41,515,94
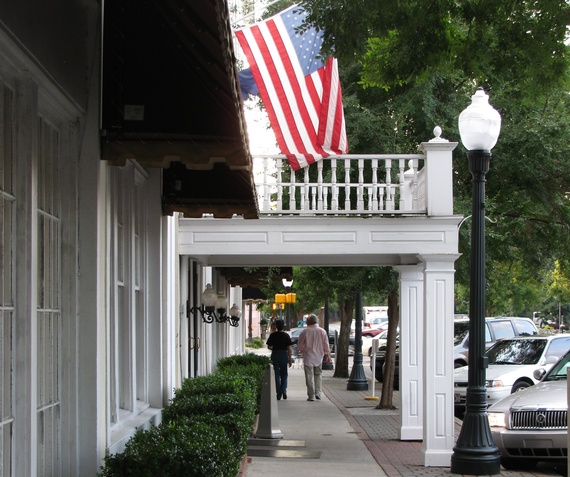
281,8,325,76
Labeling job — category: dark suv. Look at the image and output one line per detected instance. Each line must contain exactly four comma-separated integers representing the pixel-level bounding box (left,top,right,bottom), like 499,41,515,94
372,316,539,384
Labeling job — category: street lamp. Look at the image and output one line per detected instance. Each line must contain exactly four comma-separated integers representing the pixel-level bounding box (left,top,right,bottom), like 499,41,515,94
282,278,294,329
451,88,502,475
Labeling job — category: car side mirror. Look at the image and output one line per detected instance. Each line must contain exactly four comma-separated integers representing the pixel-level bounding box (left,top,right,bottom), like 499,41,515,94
533,368,547,381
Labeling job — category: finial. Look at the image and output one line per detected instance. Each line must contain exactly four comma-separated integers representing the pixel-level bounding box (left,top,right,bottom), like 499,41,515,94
429,126,448,143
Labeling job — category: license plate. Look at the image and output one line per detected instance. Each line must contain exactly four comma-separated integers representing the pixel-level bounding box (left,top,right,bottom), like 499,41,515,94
454,393,462,403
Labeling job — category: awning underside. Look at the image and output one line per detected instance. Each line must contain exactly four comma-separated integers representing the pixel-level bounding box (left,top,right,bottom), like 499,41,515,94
101,0,258,218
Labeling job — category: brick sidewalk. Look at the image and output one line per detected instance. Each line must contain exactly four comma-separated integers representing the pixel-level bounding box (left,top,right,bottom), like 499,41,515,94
321,368,566,477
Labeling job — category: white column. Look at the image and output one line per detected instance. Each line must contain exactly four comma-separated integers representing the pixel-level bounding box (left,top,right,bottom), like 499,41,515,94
394,264,425,440
420,129,457,216
419,254,460,466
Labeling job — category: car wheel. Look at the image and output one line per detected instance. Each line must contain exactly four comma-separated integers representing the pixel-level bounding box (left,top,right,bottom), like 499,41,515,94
500,457,537,471
511,381,532,393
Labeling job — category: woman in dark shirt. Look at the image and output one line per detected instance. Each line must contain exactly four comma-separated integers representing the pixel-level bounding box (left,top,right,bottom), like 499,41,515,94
266,319,293,400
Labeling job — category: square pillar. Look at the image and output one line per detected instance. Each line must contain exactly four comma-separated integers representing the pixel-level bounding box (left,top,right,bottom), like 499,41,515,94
419,254,460,467
394,264,425,440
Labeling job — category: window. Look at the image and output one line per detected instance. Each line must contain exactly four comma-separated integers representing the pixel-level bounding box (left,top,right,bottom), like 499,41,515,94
488,321,516,342
109,163,149,425
36,116,62,475
0,82,15,477
514,319,538,336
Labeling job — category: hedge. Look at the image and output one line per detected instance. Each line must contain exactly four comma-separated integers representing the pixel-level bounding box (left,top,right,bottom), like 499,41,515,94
98,353,271,477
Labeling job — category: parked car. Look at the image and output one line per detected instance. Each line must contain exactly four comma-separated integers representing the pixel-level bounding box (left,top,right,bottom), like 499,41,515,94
289,326,353,355
372,317,539,384
453,316,539,368
362,329,399,357
364,316,389,331
454,334,570,415
488,348,570,471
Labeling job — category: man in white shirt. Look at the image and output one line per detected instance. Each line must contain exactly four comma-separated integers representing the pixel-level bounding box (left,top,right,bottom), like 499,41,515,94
298,314,331,401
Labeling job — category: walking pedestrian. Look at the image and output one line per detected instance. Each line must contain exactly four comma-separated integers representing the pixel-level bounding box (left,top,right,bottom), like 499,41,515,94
266,319,293,400
298,313,331,401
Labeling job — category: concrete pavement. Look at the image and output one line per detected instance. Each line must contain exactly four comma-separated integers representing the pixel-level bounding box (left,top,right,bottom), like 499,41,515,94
245,347,567,477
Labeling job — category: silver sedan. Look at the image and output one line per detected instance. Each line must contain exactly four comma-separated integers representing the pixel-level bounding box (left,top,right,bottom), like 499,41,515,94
487,348,570,471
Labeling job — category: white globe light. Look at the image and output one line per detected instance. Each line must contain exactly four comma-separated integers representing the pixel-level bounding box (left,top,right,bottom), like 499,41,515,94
202,284,217,308
458,88,502,151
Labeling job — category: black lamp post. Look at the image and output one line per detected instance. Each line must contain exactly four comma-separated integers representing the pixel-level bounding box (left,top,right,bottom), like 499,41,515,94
347,290,368,390
451,88,502,475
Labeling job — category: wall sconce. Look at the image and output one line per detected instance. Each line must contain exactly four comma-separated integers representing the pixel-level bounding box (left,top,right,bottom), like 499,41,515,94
189,283,242,327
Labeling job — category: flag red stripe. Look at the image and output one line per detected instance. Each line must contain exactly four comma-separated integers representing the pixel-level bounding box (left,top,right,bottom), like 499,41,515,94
235,6,348,170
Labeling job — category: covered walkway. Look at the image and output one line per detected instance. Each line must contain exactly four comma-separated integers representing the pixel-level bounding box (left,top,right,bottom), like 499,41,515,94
244,349,567,477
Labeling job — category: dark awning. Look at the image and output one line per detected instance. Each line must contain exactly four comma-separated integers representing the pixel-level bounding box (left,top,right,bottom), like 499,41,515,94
101,0,258,218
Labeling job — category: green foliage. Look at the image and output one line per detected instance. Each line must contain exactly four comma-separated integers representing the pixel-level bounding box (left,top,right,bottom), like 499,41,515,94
295,0,570,316
246,337,265,348
98,419,237,477
99,354,270,477
216,353,270,414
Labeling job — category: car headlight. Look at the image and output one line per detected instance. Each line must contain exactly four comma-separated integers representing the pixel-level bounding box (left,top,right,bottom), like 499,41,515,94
488,412,506,428
485,380,504,388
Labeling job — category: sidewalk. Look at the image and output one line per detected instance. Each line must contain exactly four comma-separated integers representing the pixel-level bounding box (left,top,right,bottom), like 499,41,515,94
246,347,566,477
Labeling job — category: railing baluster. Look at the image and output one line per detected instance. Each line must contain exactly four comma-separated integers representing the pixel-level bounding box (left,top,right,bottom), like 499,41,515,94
276,158,283,212
317,160,324,211
303,167,310,211
311,186,317,211
411,159,419,211
290,169,297,212
398,159,406,211
372,159,378,212
323,187,329,212
344,159,351,212
331,158,338,211
385,159,393,211
357,159,364,212
262,157,270,212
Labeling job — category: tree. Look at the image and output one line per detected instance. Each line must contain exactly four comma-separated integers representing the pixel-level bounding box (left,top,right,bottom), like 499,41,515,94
292,266,393,378
299,0,570,315
546,260,570,324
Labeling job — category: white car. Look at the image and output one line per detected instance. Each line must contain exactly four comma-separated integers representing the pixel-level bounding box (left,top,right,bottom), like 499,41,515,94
488,348,570,471
454,334,570,411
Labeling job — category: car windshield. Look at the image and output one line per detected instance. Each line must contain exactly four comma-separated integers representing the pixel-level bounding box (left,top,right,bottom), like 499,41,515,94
454,321,469,345
543,350,570,381
485,338,546,365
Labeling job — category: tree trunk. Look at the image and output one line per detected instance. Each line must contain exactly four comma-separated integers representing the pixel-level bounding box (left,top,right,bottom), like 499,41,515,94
377,289,399,409
333,296,354,378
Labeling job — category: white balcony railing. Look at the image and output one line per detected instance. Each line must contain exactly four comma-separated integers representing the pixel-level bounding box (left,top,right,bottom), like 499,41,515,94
254,154,426,216
252,130,457,217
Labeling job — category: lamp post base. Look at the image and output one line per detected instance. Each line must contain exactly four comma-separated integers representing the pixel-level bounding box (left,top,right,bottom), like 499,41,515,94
451,355,501,473
346,355,368,391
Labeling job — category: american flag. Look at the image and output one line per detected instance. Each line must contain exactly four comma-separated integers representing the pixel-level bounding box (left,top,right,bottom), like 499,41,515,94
235,5,348,170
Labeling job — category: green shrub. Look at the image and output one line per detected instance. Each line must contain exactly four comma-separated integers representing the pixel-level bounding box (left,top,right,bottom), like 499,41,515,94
173,373,255,399
162,391,255,424
216,352,270,369
98,419,239,477
245,337,264,348
216,354,270,414
99,353,268,477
